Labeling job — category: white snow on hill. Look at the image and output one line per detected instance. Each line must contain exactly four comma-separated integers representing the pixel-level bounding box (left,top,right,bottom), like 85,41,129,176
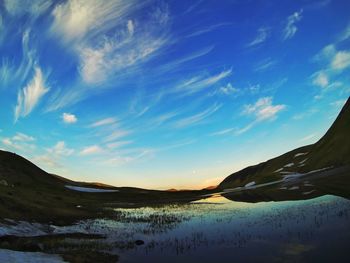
0,249,64,263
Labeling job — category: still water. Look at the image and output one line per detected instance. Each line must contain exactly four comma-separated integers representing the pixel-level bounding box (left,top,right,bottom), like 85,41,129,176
84,194,350,262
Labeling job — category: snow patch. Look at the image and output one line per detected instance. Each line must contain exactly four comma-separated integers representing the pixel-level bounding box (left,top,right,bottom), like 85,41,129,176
0,221,49,237
294,152,308,158
244,181,256,188
0,249,64,263
283,173,303,181
284,163,294,168
288,186,299,190
65,185,119,193
299,158,308,164
303,190,316,195
273,168,283,173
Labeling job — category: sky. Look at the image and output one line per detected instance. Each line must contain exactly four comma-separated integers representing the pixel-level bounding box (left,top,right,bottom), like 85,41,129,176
0,0,349,190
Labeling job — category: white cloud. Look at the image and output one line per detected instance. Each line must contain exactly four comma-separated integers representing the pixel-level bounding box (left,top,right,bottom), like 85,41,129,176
312,71,329,88
247,27,270,47
331,50,350,70
80,145,103,155
173,104,221,128
283,10,303,40
48,141,74,156
15,67,49,121
62,113,77,124
90,117,117,127
243,97,286,121
78,23,168,84
218,83,239,95
51,0,137,42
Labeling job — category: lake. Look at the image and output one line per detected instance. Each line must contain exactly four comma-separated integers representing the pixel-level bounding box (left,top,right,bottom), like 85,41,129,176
67,194,350,262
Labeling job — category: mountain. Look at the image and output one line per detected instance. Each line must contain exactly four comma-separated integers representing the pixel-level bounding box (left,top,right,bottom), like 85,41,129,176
219,97,350,190
0,151,208,224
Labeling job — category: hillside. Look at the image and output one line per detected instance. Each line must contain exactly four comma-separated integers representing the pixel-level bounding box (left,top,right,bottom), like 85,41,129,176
219,97,350,189
0,151,208,224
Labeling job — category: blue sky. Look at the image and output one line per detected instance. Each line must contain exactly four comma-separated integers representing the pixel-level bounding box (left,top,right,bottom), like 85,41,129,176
0,0,349,189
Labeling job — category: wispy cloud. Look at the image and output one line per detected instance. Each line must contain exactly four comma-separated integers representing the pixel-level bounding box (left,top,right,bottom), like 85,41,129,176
12,132,35,142
254,58,277,72
157,46,214,73
104,130,131,142
210,127,236,136
183,0,204,14
62,113,77,124
106,140,133,150
15,66,49,121
49,1,171,109
247,26,270,47
173,103,221,128
90,117,118,128
80,145,103,156
172,69,232,96
186,23,232,38
282,10,303,40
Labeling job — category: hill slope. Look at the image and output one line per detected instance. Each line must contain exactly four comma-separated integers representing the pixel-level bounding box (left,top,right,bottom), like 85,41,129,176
219,97,350,189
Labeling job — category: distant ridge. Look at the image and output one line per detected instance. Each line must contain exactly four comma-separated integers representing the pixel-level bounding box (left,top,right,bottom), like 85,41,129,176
219,97,350,189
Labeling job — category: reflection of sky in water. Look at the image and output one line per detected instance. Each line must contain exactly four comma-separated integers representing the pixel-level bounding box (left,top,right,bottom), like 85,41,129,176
72,195,350,262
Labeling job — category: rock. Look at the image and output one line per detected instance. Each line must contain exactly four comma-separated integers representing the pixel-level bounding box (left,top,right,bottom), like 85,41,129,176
0,180,8,187
135,240,145,246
